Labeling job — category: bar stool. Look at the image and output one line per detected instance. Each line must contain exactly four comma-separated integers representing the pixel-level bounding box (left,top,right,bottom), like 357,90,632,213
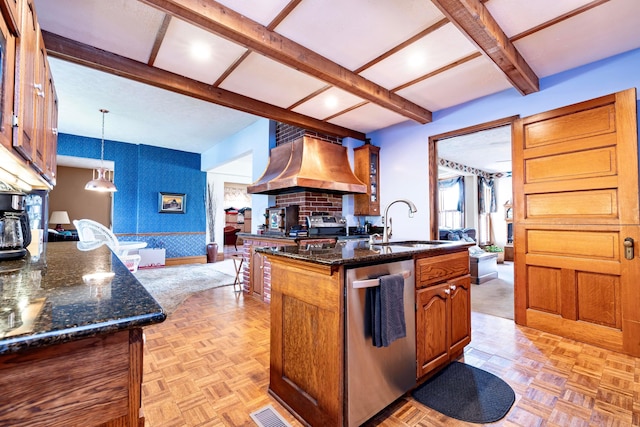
231,254,244,292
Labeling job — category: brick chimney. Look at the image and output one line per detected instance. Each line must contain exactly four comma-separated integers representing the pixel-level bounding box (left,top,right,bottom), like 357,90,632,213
273,123,344,224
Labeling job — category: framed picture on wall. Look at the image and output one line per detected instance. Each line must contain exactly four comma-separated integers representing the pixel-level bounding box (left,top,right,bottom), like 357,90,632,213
159,192,186,214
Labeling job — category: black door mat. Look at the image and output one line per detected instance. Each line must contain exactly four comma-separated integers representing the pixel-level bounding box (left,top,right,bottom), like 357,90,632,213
411,361,515,423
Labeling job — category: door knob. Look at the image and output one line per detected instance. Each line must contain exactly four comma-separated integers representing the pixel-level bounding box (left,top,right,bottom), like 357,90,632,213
624,237,634,260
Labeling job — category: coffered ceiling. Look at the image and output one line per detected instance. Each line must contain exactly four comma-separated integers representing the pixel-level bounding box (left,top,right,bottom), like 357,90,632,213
33,0,640,154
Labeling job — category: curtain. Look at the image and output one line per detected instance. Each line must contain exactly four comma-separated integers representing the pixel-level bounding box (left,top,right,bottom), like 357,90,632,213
439,177,464,211
478,177,497,214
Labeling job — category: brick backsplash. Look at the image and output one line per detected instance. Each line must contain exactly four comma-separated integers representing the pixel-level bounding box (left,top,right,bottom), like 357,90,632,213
276,191,343,224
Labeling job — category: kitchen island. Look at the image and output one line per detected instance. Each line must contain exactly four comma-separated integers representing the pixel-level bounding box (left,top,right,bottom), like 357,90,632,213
258,238,473,426
0,241,166,427
237,232,369,300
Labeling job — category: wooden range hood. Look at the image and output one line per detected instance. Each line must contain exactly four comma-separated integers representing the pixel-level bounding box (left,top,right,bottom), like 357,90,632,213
247,136,367,195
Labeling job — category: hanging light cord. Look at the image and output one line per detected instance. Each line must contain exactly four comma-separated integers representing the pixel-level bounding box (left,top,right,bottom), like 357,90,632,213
100,108,109,164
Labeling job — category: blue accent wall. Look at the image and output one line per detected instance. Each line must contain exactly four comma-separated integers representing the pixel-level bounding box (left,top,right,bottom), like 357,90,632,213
57,134,206,257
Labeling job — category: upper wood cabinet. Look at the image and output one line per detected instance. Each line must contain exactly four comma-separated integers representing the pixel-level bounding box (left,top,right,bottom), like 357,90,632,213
0,2,17,152
43,64,58,184
13,0,37,163
353,144,380,216
0,0,21,35
0,0,58,189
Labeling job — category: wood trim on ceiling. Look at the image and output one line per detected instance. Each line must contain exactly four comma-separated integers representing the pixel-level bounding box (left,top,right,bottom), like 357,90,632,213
510,0,610,42
147,14,172,66
354,18,450,74
267,0,302,30
431,0,539,95
139,0,433,124
42,31,366,141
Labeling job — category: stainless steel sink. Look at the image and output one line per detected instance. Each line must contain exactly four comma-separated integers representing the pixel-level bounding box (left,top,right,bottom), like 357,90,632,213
379,240,451,248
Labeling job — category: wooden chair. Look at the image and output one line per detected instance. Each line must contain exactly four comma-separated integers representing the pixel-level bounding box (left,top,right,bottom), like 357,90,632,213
224,225,241,249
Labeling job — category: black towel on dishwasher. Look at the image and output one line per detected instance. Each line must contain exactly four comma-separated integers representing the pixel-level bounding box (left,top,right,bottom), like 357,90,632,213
370,273,406,347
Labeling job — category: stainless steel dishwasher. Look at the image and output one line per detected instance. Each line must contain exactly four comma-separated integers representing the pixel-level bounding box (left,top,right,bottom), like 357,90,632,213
345,258,416,426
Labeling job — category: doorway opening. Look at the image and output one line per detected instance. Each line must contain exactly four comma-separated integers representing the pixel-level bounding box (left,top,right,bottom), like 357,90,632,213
429,116,517,320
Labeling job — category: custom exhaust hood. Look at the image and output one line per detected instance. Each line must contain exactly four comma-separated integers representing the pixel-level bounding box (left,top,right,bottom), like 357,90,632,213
247,136,367,195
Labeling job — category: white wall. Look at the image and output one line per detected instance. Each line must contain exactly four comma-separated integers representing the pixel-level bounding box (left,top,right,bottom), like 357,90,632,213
369,48,640,242
201,119,273,247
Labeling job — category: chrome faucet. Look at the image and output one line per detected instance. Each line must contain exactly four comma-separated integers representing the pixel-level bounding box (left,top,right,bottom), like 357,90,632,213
382,199,417,243
368,233,382,245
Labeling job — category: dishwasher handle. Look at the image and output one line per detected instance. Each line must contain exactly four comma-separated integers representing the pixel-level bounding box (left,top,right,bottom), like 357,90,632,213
352,270,412,289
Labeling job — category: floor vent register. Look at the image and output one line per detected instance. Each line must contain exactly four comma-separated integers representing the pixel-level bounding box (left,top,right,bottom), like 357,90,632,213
250,404,293,427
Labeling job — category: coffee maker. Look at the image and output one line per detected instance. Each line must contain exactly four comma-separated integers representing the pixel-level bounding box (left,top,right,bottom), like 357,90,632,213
0,190,31,260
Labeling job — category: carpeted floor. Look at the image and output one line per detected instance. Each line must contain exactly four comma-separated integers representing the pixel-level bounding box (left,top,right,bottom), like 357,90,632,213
134,260,236,315
471,261,514,320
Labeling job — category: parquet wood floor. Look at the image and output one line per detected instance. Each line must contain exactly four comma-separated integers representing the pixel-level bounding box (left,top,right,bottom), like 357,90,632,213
142,286,640,427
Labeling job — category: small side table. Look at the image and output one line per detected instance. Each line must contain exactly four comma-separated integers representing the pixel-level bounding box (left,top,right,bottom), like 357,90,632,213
231,254,244,292
470,252,498,284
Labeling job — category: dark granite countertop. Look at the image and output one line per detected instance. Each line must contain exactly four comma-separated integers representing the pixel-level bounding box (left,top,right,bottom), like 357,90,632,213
237,232,373,243
0,242,166,355
256,239,473,266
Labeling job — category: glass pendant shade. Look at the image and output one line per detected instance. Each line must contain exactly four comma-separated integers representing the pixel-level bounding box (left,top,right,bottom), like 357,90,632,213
86,109,117,192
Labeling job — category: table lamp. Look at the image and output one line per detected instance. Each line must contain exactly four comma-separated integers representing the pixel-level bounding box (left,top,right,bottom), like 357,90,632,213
49,211,70,232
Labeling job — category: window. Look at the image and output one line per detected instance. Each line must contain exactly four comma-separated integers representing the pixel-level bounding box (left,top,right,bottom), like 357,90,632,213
438,177,464,229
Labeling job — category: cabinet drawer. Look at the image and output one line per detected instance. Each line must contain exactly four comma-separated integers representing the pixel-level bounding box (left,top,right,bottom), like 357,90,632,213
416,251,469,288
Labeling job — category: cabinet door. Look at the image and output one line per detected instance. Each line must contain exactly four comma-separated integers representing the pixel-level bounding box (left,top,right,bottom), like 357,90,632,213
13,0,36,162
31,27,46,173
0,5,16,151
0,0,21,35
43,66,57,184
251,249,264,297
353,144,380,216
416,283,450,378
448,275,471,356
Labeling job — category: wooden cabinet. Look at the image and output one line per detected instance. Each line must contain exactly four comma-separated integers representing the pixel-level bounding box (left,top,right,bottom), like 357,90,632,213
354,144,380,216
14,0,37,163
0,1,18,152
269,257,344,426
43,64,58,184
0,0,58,189
0,329,145,427
415,251,471,379
251,249,264,297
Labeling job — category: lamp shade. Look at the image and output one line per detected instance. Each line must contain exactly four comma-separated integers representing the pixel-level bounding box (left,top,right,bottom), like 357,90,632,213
49,211,70,225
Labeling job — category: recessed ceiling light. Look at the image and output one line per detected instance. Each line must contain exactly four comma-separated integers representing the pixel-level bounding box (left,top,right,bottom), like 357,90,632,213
407,53,425,68
325,95,338,109
190,42,211,61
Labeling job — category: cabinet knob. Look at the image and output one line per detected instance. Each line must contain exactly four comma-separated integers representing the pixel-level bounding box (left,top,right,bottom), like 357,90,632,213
449,284,457,291
444,289,451,295
33,83,42,90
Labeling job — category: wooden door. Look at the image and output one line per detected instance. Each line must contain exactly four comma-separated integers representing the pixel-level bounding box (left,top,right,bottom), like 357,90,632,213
512,88,640,356
416,283,449,378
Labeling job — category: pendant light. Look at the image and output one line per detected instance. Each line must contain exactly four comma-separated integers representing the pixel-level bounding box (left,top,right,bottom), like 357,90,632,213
85,109,117,192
